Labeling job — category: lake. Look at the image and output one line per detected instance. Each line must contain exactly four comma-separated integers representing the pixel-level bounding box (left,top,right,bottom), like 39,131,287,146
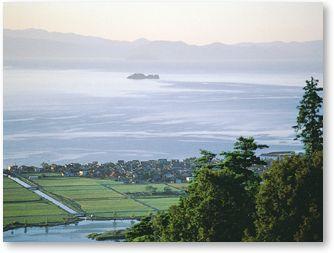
3,219,137,242
3,69,322,166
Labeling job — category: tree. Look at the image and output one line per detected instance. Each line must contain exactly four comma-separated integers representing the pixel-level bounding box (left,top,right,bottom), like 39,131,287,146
254,152,323,241
127,167,256,242
125,137,268,242
145,185,157,194
125,216,155,242
220,136,268,175
177,168,255,241
163,186,173,194
195,149,217,169
293,77,323,155
41,162,51,172
251,77,323,242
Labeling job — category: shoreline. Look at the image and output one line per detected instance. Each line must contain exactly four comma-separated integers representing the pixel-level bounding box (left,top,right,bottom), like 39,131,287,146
3,217,140,232
3,217,80,232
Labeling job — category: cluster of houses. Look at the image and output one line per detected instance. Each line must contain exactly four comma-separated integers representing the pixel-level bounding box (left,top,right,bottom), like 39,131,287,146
5,151,296,183
6,158,197,184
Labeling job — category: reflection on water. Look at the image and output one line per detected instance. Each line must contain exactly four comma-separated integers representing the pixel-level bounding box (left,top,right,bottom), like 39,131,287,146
3,70,312,166
3,219,137,242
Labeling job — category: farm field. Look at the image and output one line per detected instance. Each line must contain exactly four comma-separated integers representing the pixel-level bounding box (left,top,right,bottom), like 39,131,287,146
167,183,189,191
27,176,187,218
79,198,153,217
31,176,121,187
3,177,73,228
111,183,169,193
137,197,180,210
21,172,62,177
3,175,188,229
45,186,124,200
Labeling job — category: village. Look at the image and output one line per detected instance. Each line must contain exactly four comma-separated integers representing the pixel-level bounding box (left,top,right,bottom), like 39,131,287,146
4,151,295,184
5,158,197,184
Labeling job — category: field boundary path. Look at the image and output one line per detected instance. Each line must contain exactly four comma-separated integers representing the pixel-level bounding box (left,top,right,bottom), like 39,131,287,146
8,175,78,215
100,184,160,211
165,183,187,194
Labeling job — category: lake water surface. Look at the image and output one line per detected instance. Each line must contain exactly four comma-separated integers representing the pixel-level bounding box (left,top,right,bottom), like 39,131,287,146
3,69,322,166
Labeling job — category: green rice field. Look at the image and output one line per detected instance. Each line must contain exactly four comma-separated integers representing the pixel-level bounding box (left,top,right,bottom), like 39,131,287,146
29,176,186,217
3,177,72,228
111,183,169,193
3,175,188,229
137,197,180,210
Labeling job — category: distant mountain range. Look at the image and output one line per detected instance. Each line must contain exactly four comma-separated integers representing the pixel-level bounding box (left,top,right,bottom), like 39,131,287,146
4,28,323,62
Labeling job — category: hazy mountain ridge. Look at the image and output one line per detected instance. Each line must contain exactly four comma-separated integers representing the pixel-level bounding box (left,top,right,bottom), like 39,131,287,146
4,28,323,62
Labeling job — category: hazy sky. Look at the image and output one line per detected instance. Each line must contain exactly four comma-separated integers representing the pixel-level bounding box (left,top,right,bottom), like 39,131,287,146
4,1,323,45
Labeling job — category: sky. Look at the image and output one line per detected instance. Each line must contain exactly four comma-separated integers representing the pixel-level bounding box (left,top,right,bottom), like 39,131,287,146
4,1,323,45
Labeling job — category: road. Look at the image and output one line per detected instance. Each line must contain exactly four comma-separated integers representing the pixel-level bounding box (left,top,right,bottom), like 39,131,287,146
8,175,78,215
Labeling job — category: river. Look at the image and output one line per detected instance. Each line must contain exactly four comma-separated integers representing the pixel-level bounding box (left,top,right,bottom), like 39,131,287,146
3,219,137,242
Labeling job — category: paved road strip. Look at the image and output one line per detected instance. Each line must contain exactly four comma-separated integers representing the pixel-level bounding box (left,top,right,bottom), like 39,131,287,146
8,176,78,215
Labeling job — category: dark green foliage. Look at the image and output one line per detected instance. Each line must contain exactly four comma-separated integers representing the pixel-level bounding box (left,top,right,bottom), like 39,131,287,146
168,168,255,241
163,186,173,193
254,152,323,242
220,136,268,175
88,229,126,241
195,150,217,168
125,216,155,242
41,162,51,172
126,137,267,242
219,137,268,206
145,185,157,194
293,77,323,155
151,211,172,241
126,168,255,242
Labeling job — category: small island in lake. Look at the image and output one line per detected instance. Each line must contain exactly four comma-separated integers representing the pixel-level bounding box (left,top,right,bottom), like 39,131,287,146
127,73,160,80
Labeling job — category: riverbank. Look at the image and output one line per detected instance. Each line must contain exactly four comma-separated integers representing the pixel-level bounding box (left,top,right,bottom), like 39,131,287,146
87,229,126,241
3,217,80,232
4,216,140,232
4,219,137,242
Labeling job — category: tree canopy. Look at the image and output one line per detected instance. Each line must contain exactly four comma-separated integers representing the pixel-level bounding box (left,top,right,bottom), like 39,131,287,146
293,77,323,155
253,151,323,241
252,77,323,241
126,137,267,242
220,136,268,177
126,167,256,242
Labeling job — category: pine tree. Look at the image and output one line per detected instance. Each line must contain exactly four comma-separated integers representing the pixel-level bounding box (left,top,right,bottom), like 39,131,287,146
293,77,323,155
